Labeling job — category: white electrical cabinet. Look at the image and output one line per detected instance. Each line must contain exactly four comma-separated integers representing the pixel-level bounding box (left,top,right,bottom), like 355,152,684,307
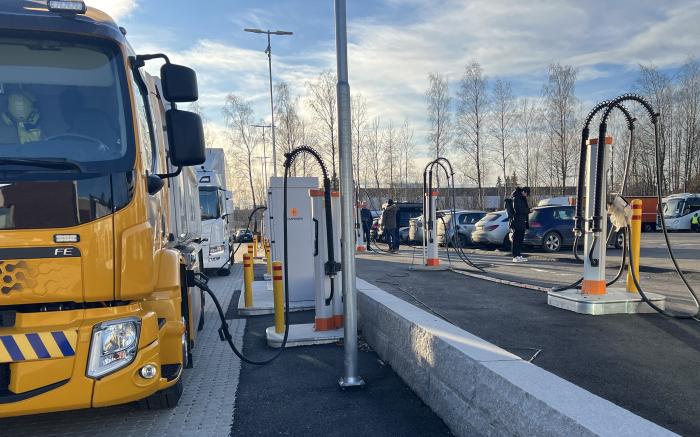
268,177,318,304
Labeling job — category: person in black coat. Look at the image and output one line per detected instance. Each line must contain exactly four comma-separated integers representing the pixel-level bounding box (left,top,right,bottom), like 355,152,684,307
360,203,373,250
510,186,531,262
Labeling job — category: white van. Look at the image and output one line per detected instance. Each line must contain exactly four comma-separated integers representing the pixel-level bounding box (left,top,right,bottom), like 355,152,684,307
661,193,700,231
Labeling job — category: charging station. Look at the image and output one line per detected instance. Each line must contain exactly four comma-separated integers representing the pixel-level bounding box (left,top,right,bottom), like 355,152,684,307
238,177,317,315
548,135,666,314
266,189,344,347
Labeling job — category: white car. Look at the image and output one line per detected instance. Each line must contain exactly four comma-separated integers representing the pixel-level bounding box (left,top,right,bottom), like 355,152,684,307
470,210,511,249
437,210,487,247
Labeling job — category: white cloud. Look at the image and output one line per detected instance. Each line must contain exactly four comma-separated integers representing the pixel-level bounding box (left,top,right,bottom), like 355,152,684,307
84,0,137,20
117,0,700,163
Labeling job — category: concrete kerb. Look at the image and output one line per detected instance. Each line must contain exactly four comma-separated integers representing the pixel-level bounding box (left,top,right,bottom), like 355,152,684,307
355,278,677,437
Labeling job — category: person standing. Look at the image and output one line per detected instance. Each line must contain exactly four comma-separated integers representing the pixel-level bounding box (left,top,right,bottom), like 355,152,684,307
510,187,531,262
360,203,373,250
381,199,399,252
692,212,699,232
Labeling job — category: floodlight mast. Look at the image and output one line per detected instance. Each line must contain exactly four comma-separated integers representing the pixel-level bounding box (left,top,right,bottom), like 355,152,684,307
244,28,294,177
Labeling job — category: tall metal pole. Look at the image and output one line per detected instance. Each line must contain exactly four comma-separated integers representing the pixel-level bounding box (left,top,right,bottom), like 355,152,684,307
266,33,278,177
335,0,364,389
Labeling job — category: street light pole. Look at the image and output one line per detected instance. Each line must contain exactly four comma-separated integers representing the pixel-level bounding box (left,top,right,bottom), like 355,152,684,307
252,124,272,199
335,0,364,389
244,28,293,177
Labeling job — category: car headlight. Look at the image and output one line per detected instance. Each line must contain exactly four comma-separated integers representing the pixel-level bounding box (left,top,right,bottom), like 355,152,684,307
87,317,140,379
209,244,225,256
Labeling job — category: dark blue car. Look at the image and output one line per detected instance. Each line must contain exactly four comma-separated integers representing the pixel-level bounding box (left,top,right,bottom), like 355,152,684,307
524,205,624,253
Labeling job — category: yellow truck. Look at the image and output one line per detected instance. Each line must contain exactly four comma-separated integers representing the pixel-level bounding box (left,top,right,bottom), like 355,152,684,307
0,0,208,416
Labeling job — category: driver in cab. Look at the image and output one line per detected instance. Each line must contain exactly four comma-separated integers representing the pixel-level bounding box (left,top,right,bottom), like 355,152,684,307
1,91,42,144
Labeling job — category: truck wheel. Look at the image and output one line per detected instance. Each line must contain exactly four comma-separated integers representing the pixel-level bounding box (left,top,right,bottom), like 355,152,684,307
138,378,183,410
219,264,231,276
198,290,205,332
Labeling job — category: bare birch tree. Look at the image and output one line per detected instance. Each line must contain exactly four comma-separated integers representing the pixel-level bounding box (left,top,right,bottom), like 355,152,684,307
491,78,516,198
222,93,258,208
426,72,452,159
351,93,368,189
456,61,488,209
307,70,338,186
543,63,578,194
274,82,302,175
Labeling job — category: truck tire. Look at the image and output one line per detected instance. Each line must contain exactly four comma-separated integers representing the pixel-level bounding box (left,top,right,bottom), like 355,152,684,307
218,264,231,276
138,378,183,410
197,290,205,332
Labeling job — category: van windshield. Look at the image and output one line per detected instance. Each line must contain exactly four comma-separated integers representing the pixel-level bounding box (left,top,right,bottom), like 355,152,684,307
663,199,685,218
0,32,133,174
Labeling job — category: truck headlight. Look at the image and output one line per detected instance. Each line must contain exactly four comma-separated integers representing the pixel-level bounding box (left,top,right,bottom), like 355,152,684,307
87,317,140,379
209,244,225,256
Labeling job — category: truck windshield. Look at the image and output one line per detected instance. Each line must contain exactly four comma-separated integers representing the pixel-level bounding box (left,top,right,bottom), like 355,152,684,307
0,32,133,174
199,188,220,220
663,199,685,218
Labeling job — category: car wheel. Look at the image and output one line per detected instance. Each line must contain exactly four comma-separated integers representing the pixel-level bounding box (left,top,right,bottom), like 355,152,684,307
614,230,625,249
456,234,468,248
542,231,562,253
501,235,511,250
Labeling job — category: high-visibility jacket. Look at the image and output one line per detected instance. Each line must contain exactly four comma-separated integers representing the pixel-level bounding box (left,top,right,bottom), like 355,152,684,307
2,111,41,144
692,215,699,225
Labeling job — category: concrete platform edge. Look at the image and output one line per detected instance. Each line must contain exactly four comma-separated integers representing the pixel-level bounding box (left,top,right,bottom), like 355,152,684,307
355,277,677,437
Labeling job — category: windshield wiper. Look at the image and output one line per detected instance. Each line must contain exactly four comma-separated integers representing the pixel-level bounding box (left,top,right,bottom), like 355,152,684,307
0,158,83,172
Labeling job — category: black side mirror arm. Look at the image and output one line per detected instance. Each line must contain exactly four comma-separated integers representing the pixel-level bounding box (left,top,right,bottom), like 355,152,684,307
157,166,182,179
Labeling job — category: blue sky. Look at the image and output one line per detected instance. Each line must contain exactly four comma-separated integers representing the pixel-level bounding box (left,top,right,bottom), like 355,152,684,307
87,0,699,152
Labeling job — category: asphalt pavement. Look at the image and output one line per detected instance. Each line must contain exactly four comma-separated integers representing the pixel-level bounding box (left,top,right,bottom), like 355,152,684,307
232,310,451,437
396,231,700,312
356,250,700,436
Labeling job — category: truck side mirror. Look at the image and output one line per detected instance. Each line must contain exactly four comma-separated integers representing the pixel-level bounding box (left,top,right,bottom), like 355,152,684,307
166,109,206,166
161,63,199,102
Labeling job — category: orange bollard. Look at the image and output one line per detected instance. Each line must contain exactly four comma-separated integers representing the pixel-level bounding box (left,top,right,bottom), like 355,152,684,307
626,199,643,293
272,261,285,334
243,253,253,307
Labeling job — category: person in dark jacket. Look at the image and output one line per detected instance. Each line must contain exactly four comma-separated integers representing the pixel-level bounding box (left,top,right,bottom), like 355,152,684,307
381,199,400,252
360,203,373,250
510,187,531,262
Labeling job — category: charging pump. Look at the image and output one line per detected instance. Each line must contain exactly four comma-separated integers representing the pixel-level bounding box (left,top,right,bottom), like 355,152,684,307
238,177,318,316
548,95,670,315
411,160,448,271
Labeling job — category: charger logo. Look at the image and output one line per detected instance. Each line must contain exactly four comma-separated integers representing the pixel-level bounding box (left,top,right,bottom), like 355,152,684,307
290,208,299,217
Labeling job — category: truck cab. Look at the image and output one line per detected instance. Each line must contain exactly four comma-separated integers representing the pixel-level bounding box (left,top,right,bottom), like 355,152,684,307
198,167,234,275
0,0,206,416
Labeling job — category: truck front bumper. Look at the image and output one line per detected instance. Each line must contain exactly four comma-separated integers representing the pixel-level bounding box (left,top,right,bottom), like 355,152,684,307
0,303,181,417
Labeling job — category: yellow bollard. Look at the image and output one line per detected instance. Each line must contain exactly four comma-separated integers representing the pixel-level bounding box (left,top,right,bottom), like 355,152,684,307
253,235,258,258
243,253,253,307
626,199,642,293
272,261,285,334
265,243,272,275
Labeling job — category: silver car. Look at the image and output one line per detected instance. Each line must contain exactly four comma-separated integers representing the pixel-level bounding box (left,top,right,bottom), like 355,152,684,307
437,210,487,247
470,210,511,248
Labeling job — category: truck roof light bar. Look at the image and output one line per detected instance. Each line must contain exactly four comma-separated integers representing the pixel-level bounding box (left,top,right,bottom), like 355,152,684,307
47,0,87,15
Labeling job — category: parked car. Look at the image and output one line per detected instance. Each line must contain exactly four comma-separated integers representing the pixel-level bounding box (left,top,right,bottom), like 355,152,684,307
524,205,624,253
471,211,511,249
235,228,253,243
408,216,423,243
437,210,487,247
375,202,423,242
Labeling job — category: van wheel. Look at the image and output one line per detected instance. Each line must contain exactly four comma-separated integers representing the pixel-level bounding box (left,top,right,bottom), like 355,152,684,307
219,264,231,276
138,378,183,410
542,232,562,253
